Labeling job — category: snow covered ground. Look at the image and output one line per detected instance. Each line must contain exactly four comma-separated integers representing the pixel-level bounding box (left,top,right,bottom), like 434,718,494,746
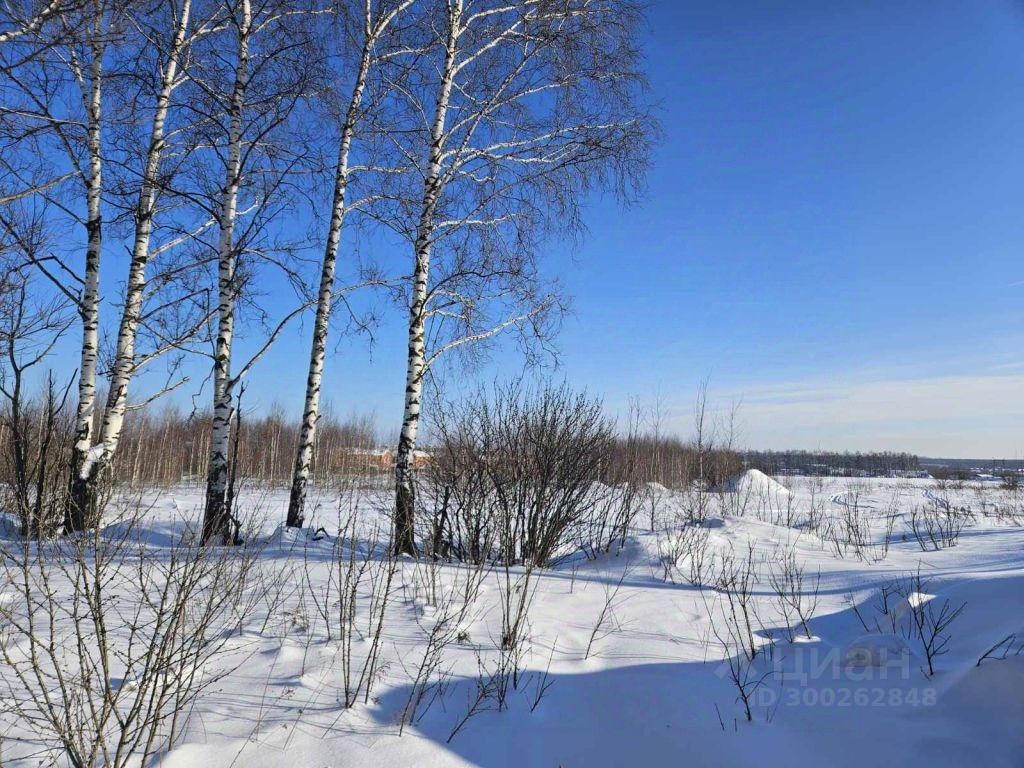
3,475,1023,767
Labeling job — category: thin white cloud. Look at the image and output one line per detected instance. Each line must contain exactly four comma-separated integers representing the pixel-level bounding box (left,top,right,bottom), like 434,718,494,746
711,372,1024,457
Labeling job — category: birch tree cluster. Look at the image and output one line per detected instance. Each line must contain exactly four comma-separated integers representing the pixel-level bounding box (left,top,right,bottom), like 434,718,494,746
0,0,653,550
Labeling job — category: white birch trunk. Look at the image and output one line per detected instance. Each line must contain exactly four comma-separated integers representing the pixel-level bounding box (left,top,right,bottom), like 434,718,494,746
201,0,249,545
66,36,104,531
285,21,376,529
77,0,193,520
393,1,461,556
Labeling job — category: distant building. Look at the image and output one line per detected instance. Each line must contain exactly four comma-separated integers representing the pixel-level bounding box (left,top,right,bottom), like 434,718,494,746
336,447,432,472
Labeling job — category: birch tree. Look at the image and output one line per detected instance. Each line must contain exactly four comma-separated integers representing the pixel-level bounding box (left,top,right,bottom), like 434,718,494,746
382,0,652,555
0,0,124,531
66,0,222,529
194,0,319,543
2,0,215,530
64,2,108,532
284,0,412,529
200,0,254,544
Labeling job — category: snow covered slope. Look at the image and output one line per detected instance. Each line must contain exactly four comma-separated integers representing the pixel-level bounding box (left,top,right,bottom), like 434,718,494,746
3,477,1023,768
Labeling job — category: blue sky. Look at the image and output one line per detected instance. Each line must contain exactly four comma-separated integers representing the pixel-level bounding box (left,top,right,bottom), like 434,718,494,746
132,0,1024,457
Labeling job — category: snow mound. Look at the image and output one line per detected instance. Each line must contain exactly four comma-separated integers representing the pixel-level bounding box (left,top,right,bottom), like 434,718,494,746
718,469,791,498
843,634,913,668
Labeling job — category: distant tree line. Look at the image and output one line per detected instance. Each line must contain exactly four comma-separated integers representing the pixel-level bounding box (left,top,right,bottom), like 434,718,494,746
0,392,382,519
743,450,920,477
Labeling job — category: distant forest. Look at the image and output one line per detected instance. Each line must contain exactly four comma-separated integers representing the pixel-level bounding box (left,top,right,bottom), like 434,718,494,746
743,450,921,476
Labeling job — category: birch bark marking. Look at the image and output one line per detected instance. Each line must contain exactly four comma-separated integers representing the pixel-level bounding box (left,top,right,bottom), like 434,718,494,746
201,0,250,545
392,0,461,556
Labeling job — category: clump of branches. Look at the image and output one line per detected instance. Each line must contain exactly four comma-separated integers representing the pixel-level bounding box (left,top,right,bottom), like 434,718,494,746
0,262,74,537
766,549,820,641
657,521,713,586
584,566,630,660
423,382,638,567
713,543,763,662
0,501,269,766
819,486,899,562
903,571,966,676
303,495,397,709
847,570,966,677
977,634,1023,667
397,555,491,735
906,500,971,551
712,623,771,724
703,544,771,722
446,557,551,743
582,406,648,558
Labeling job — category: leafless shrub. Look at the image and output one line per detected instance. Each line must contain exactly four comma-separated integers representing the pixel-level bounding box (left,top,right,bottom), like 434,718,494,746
657,522,712,586
714,630,771,723
821,487,900,562
976,634,1023,667
425,382,621,566
0,502,270,766
0,263,74,537
302,500,397,708
490,561,540,709
714,543,762,662
443,560,541,743
642,481,671,533
584,568,629,660
907,501,970,551
582,411,648,558
704,549,771,723
528,643,557,713
903,571,966,677
397,557,490,734
446,654,500,743
801,475,829,536
836,487,871,557
766,550,820,641
846,570,965,677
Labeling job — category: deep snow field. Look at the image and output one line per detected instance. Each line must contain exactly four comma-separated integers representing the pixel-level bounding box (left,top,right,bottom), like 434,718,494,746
3,473,1024,768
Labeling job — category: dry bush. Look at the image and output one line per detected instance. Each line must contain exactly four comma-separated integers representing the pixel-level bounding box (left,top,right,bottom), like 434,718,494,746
584,567,629,660
847,570,966,677
423,382,633,566
766,550,820,641
713,543,762,662
821,487,899,562
446,561,545,743
0,376,73,537
977,634,1023,666
906,500,971,551
397,556,491,734
0,264,75,537
302,497,398,708
657,522,712,586
0,502,271,767
703,545,771,723
903,570,966,676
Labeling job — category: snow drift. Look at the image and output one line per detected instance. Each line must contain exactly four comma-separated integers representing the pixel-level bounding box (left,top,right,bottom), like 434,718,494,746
717,469,791,499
